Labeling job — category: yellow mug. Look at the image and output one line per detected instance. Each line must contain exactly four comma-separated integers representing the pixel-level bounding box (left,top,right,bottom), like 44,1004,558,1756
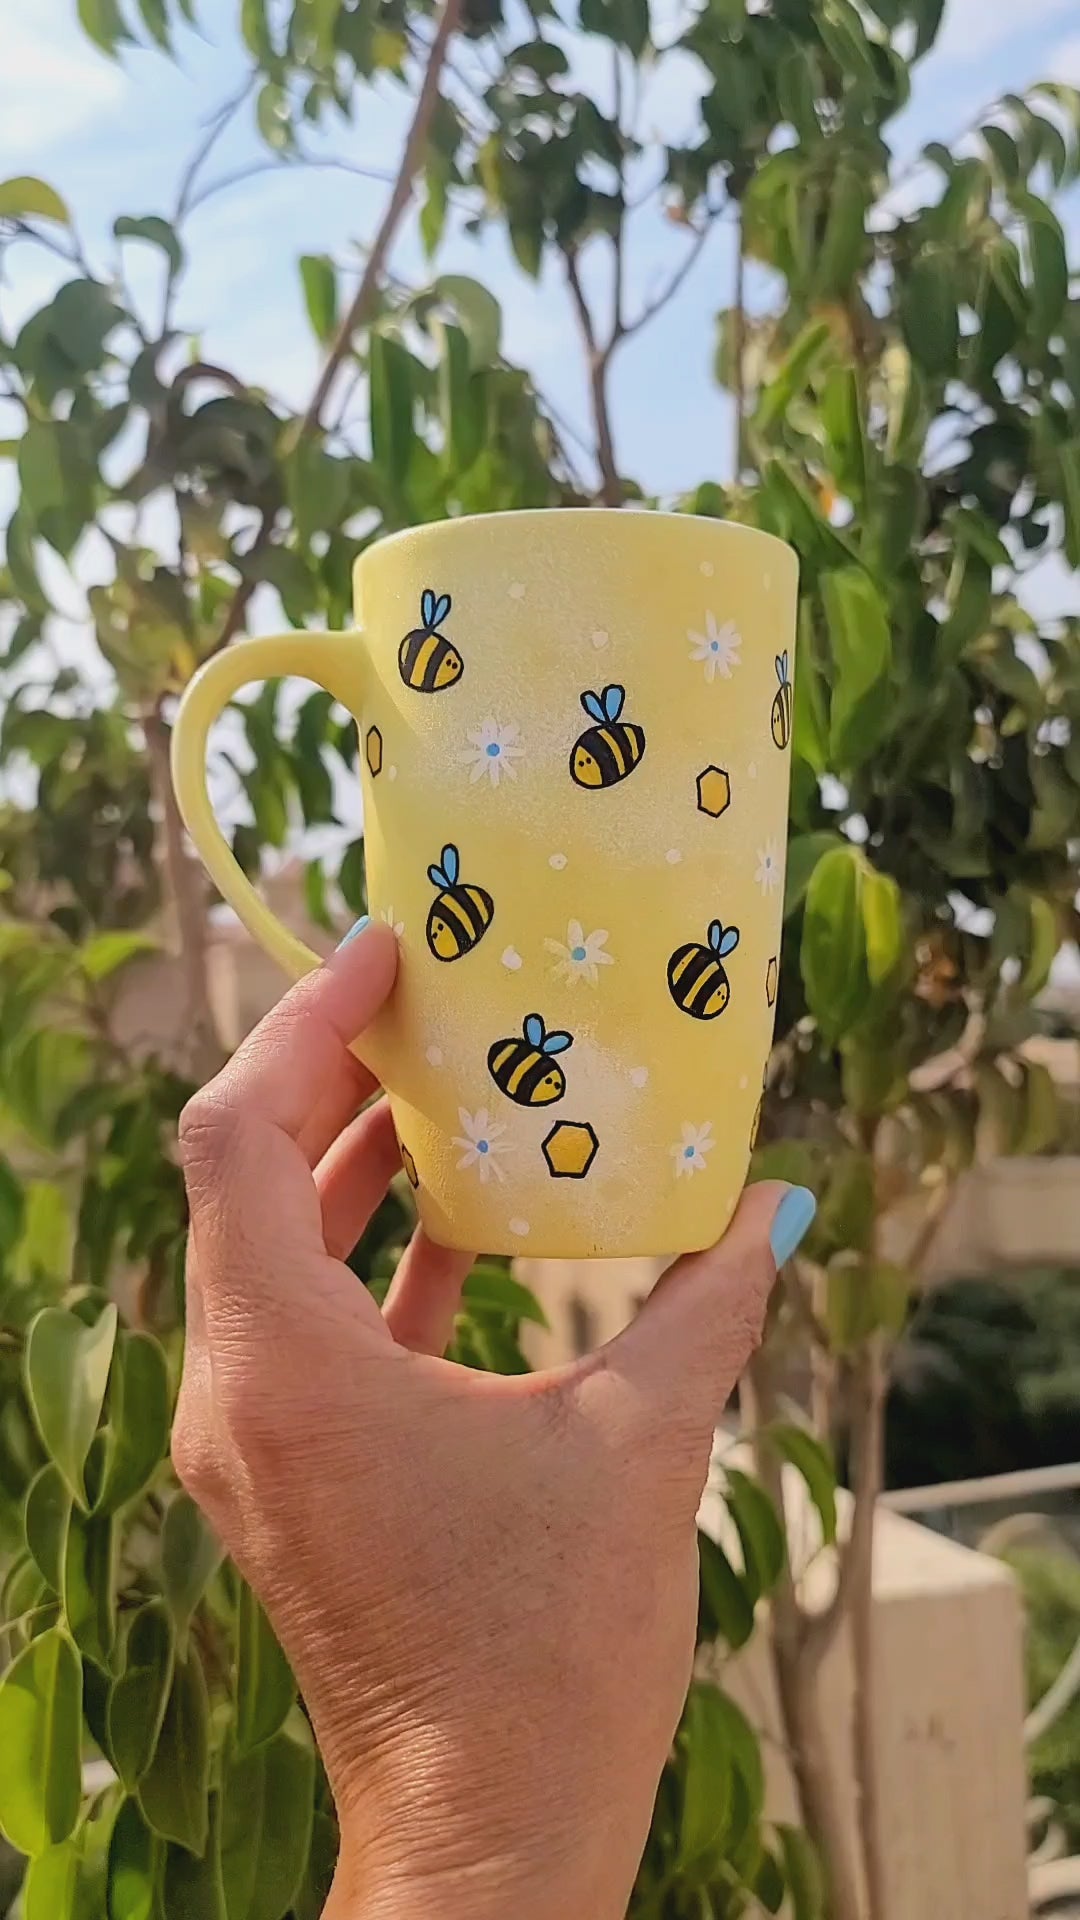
172,509,797,1260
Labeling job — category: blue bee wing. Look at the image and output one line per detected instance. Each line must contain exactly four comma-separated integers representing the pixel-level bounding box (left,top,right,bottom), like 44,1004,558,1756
782,649,789,682
708,919,723,951
421,588,436,628
543,1031,573,1055
427,863,447,888
775,653,785,684
581,691,605,723
441,844,459,884
524,1013,544,1049
602,683,625,721
717,927,740,958
432,592,452,627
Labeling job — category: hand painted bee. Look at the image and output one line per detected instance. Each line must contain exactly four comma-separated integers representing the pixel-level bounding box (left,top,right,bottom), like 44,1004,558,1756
667,918,740,1020
425,843,494,962
570,684,646,789
488,1012,573,1107
398,588,463,693
770,650,792,750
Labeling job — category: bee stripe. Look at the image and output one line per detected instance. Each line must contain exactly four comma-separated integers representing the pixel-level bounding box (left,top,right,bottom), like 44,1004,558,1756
676,949,720,1002
464,884,494,930
624,723,644,766
687,960,726,1015
669,947,699,989
489,1040,518,1079
441,888,484,939
596,726,628,778
412,634,445,688
507,1047,544,1096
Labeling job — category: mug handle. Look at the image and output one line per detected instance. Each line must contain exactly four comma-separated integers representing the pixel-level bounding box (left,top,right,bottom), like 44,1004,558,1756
171,630,361,983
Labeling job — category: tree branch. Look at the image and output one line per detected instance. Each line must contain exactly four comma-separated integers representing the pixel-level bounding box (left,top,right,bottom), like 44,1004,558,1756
624,210,718,338
565,249,622,508
732,209,746,483
212,0,462,652
849,1337,888,1920
187,153,399,217
142,706,223,1085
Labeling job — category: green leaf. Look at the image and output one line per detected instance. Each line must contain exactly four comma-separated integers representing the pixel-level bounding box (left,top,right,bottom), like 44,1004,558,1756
285,439,349,549
1018,894,1059,999
801,845,870,1042
114,216,183,277
722,1469,785,1603
763,1423,837,1546
107,1799,162,1920
337,839,367,916
368,333,415,487
680,1683,733,1871
49,280,126,373
0,1627,82,1856
23,1836,81,1919
462,1266,548,1327
96,1331,171,1513
293,1809,338,1920
434,275,502,368
1017,193,1068,340
754,319,831,435
0,1151,25,1246
242,0,275,62
108,1603,175,1790
164,1790,226,1918
776,1823,825,1920
77,0,127,51
137,1651,210,1855
820,363,866,502
901,252,958,378
697,1531,754,1649
25,1304,118,1507
822,569,891,769
256,81,291,151
80,931,158,981
63,1509,116,1666
784,832,843,919
861,866,903,990
299,255,337,344
221,1712,316,1920
1058,442,1080,570
438,320,483,474
236,1584,294,1756
0,177,71,224
161,1493,222,1651
24,1463,71,1593
137,0,171,48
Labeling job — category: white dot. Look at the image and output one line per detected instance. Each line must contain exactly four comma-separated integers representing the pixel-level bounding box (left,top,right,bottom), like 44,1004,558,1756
509,1217,530,1238
739,1075,749,1090
508,581,526,600
388,765,398,781
501,946,523,971
700,560,715,577
748,760,757,780
426,1045,444,1067
549,853,567,870
592,628,609,649
666,848,682,865
629,1066,649,1088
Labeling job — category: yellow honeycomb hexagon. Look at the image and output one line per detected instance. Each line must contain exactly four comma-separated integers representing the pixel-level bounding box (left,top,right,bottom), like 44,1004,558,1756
542,1120,599,1180
766,956,778,1007
400,1142,419,1189
696,765,731,819
366,725,383,777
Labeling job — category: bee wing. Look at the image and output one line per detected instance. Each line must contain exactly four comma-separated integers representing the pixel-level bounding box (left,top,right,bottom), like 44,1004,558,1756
717,927,740,958
708,918,723,951
432,592,452,627
426,863,447,888
581,691,605,723
421,587,436,628
441,843,459,884
543,1031,573,1055
602,683,625,722
775,653,785,684
782,648,789,681
524,1013,544,1049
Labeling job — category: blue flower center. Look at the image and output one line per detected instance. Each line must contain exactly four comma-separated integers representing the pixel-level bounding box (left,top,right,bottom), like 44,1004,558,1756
684,1145,695,1159
710,640,719,652
486,741,501,757
572,945,587,961
478,1139,489,1154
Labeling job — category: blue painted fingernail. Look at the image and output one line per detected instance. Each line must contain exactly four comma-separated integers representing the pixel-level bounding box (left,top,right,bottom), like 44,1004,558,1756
336,915,370,950
770,1187,817,1267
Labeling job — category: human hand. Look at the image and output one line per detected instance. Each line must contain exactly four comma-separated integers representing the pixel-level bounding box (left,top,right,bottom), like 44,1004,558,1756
174,920,814,1920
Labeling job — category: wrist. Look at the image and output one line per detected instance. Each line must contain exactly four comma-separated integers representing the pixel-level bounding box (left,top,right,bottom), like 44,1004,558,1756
323,1820,632,1920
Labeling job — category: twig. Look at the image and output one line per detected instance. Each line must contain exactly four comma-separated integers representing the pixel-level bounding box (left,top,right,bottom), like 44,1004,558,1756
849,1337,888,1920
624,211,718,337
167,81,253,332
142,706,223,1084
187,153,398,215
612,48,627,339
732,209,746,482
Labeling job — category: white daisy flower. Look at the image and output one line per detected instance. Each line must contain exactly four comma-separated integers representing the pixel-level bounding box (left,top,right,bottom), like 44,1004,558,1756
688,612,742,683
671,1121,714,1179
544,920,614,987
755,839,782,896
380,906,405,938
451,1107,511,1184
460,719,524,789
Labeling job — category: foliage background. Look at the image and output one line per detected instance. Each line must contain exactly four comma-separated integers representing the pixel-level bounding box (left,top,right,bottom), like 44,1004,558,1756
0,0,1079,1916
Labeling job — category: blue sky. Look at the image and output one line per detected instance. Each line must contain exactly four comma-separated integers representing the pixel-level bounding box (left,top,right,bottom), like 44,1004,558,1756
2,0,1079,509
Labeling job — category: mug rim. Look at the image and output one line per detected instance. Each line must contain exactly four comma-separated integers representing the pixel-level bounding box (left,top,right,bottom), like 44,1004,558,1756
354,507,797,583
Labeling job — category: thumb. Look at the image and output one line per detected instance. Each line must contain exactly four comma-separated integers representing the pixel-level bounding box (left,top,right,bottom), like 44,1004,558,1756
599,1182,817,1440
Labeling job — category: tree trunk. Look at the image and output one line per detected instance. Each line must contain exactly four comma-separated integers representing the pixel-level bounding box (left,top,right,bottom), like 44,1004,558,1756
143,705,224,1085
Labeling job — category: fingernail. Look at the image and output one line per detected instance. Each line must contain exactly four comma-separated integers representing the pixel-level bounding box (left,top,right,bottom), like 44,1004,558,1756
336,915,370,950
770,1186,817,1267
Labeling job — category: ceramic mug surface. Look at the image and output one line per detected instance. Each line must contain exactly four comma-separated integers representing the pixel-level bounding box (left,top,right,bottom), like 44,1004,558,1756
172,509,797,1259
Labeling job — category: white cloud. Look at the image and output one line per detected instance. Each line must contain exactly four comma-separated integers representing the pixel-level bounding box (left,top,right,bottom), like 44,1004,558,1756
1049,33,1080,83
0,0,128,171
929,0,1073,66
